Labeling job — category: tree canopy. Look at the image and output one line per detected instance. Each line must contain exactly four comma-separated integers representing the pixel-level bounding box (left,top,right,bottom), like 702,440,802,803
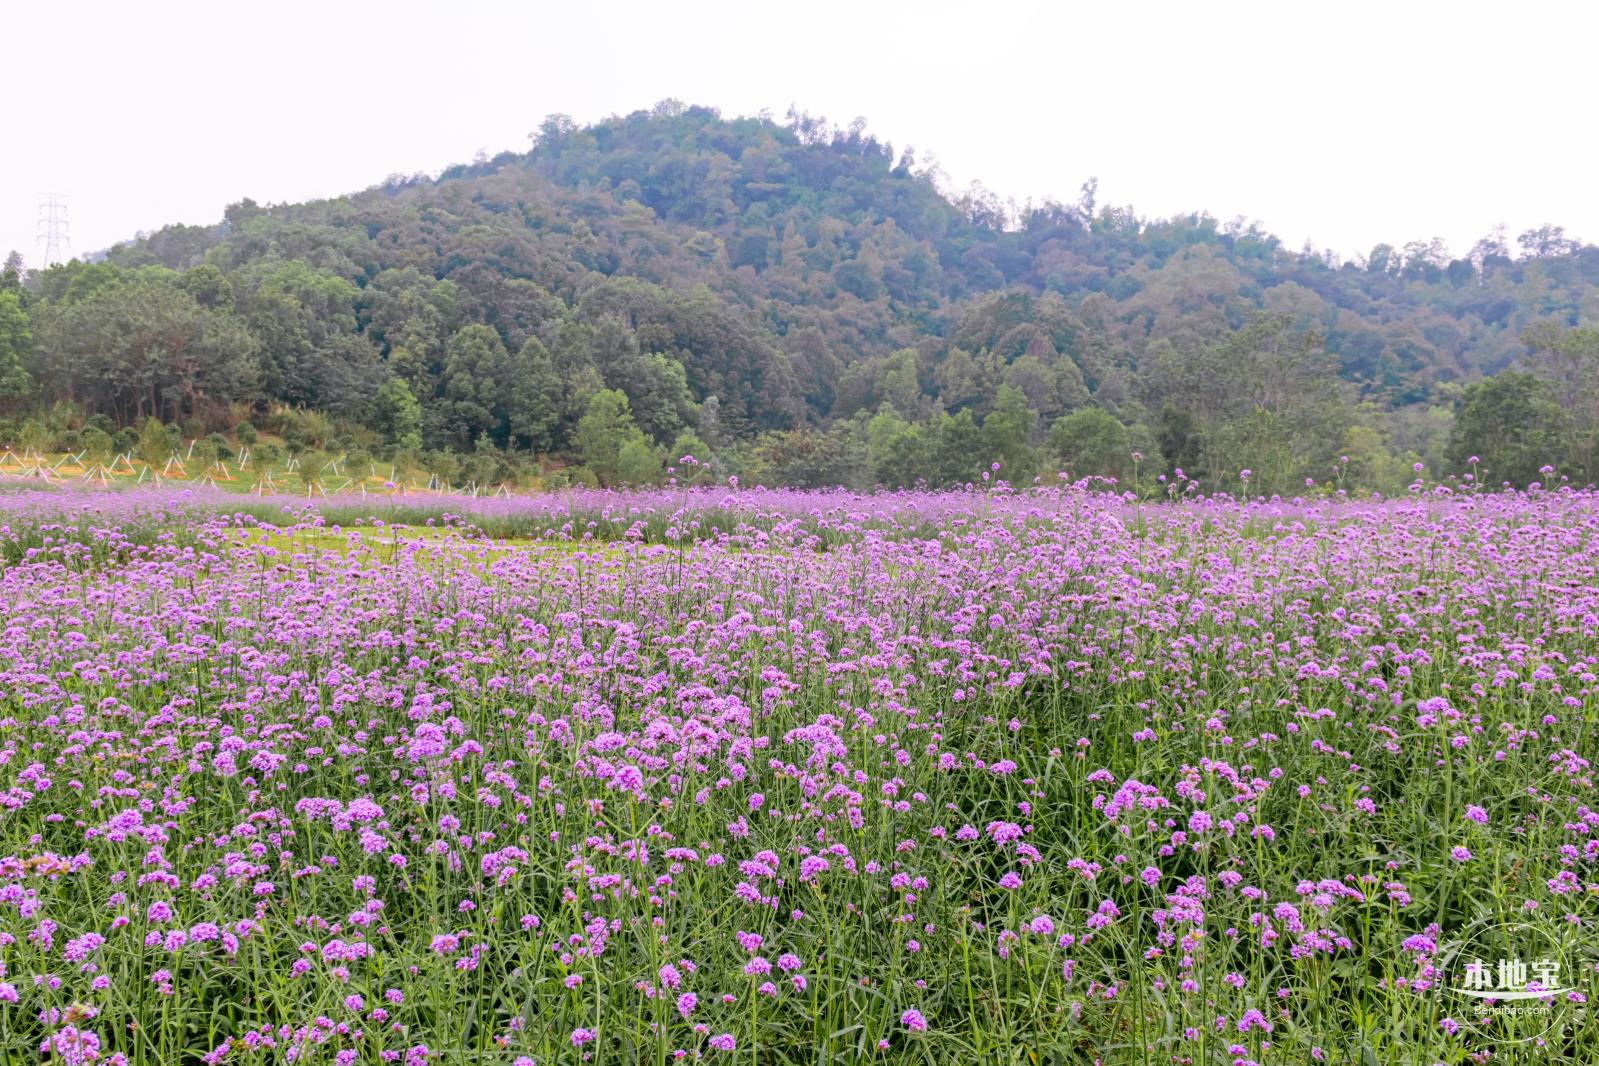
4,103,1597,491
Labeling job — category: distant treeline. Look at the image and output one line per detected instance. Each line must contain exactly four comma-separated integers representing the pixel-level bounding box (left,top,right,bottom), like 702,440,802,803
2,101,1596,494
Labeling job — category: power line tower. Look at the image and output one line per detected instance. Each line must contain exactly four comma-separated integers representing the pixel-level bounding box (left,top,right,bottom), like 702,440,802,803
37,193,70,268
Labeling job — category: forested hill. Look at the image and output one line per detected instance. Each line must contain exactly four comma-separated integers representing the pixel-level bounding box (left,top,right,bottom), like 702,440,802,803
5,101,1598,494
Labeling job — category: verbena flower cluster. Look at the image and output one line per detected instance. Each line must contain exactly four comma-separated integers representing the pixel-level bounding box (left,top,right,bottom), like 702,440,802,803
1,483,1597,1062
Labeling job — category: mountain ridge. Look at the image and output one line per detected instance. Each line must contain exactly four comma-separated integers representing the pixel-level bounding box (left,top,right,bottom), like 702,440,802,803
4,101,1596,493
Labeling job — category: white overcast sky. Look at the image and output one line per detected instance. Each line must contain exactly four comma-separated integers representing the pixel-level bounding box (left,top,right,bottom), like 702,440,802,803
5,0,1595,269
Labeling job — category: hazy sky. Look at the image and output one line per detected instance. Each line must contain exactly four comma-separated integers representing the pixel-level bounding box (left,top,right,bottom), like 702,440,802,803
6,0,1595,269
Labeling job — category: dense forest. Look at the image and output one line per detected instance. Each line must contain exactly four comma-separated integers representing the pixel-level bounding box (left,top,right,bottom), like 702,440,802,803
3,101,1597,495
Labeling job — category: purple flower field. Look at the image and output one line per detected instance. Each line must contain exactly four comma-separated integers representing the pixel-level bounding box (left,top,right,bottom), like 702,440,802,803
2,483,1598,1063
